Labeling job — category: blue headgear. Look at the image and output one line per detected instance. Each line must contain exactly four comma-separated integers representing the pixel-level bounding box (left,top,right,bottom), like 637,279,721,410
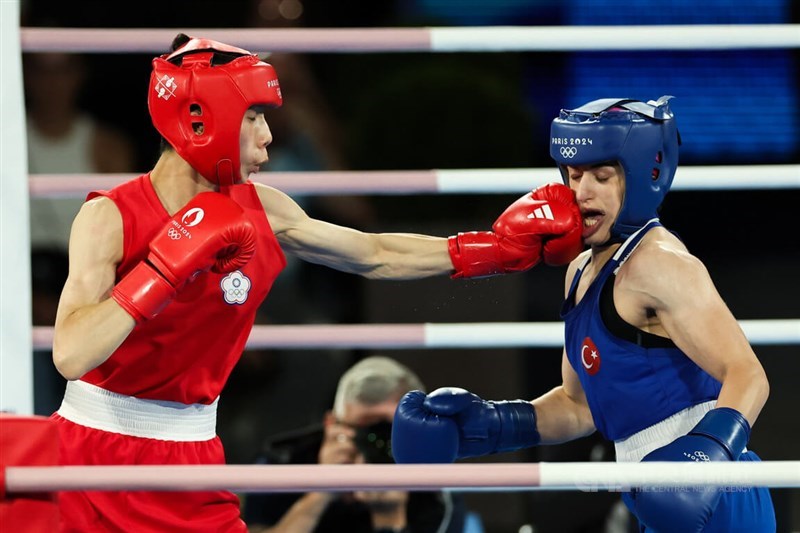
549,96,680,240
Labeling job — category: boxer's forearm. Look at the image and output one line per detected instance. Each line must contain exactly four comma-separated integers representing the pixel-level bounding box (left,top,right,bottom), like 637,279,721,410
532,386,596,445
715,361,769,427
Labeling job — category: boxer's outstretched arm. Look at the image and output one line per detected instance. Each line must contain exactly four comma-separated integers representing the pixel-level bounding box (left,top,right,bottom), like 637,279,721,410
391,352,594,464
259,182,582,280
259,184,452,279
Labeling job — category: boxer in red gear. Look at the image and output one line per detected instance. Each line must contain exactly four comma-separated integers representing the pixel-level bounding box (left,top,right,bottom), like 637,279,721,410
51,33,583,532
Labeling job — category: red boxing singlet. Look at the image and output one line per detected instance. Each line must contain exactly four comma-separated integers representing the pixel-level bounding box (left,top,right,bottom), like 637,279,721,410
82,174,285,404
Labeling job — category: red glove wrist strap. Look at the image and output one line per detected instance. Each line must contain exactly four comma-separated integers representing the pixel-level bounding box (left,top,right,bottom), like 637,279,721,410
447,232,503,279
111,261,177,323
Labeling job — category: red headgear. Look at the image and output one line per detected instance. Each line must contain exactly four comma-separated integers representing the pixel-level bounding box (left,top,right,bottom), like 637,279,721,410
148,37,283,186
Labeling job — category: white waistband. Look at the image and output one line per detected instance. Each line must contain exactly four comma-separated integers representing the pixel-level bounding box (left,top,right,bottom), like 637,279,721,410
57,380,218,442
614,401,721,462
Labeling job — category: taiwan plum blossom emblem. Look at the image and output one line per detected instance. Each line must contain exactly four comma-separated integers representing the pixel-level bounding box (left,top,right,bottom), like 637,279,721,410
220,271,251,305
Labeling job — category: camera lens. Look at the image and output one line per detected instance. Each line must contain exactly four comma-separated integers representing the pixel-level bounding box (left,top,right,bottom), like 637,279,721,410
353,421,394,463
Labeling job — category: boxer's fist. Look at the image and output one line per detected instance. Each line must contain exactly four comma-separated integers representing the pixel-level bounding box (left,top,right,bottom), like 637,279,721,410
632,408,751,533
526,183,583,266
448,183,582,278
447,229,543,279
112,192,256,322
391,388,540,464
391,390,461,463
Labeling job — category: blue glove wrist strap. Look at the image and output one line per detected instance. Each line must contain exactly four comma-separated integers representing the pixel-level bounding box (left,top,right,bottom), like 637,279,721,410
690,407,751,459
492,400,541,452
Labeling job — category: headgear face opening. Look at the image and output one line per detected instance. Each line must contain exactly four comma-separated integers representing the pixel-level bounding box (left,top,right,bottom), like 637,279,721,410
148,36,283,187
549,96,680,240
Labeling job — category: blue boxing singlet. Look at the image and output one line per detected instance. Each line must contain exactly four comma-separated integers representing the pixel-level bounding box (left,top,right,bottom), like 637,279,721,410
560,220,721,443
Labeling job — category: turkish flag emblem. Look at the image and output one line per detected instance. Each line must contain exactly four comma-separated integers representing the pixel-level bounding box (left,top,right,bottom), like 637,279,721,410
581,337,601,376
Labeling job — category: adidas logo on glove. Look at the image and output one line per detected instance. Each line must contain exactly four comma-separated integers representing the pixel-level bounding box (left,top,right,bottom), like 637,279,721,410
526,203,555,221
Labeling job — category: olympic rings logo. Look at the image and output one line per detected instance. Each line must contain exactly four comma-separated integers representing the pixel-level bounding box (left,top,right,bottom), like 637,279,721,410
167,228,182,240
560,146,578,158
683,450,711,462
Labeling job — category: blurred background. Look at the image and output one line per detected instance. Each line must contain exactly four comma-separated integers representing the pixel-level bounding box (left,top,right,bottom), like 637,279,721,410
21,0,799,531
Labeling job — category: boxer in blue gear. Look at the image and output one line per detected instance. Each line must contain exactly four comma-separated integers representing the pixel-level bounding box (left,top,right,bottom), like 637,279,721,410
392,97,776,533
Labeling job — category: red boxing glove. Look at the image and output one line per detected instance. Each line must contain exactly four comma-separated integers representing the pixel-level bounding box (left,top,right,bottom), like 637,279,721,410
112,192,256,322
527,183,583,266
448,183,582,278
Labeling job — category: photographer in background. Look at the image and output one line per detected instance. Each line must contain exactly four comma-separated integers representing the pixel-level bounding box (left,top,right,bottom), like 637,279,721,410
244,356,478,533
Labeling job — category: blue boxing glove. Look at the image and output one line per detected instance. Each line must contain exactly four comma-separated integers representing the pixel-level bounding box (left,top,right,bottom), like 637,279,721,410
391,387,540,464
632,407,751,533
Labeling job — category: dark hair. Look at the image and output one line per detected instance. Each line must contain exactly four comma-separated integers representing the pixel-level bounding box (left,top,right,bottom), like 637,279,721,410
170,32,192,52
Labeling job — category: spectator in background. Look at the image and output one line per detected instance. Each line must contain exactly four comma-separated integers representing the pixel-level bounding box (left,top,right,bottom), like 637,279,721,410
25,52,135,175
244,356,480,533
24,52,136,250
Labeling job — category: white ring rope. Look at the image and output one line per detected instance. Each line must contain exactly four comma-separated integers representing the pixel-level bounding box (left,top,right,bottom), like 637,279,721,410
5,462,800,493
27,165,800,198
20,25,800,53
31,320,800,351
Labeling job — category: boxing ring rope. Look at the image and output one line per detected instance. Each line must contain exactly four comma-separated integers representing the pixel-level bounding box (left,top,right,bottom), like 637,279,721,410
27,165,800,197
24,174,800,354
5,462,800,493
20,25,800,53
31,320,800,351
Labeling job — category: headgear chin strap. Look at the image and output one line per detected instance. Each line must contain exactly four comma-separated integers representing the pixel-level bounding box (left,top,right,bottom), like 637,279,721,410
148,37,283,187
549,96,680,241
